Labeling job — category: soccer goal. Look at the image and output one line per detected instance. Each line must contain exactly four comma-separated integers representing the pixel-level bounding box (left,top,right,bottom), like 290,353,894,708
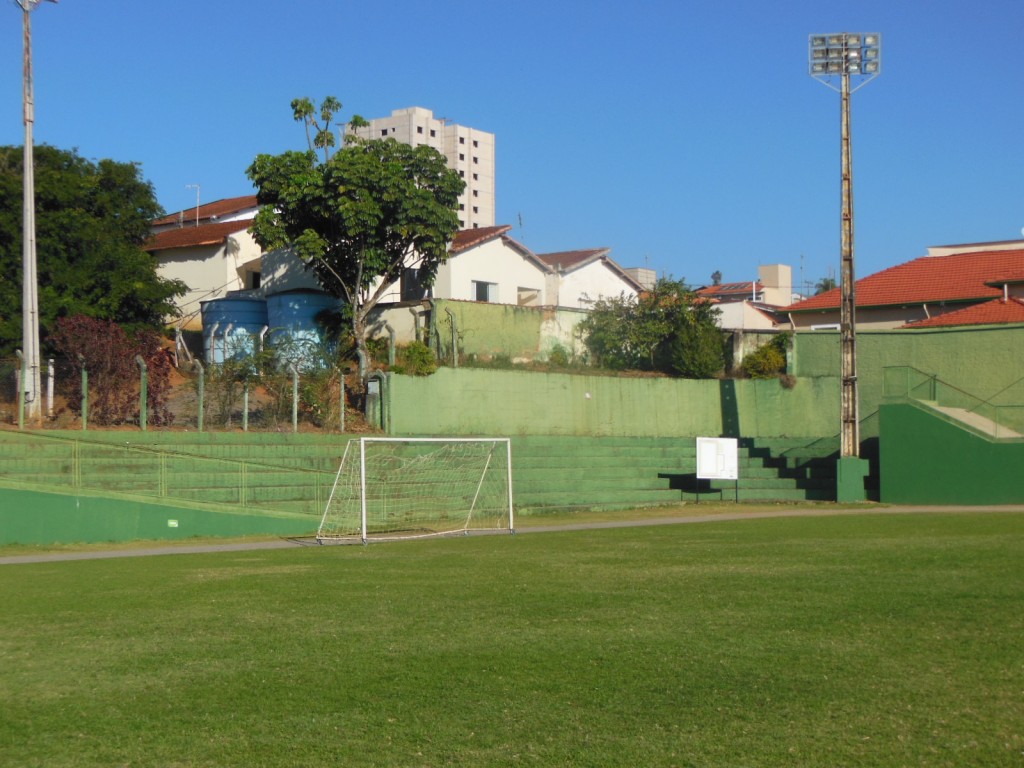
317,437,514,543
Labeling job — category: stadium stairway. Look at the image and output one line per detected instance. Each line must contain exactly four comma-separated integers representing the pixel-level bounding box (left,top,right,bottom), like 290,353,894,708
509,435,837,511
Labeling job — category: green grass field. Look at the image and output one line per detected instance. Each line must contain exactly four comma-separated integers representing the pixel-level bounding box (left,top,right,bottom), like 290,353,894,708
1,511,1021,767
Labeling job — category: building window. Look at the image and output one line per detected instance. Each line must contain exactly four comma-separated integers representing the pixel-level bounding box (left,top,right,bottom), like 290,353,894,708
472,206,478,214
417,126,424,134
473,140,478,148
473,280,497,302
430,129,436,137
472,190,478,197
459,203,465,210
380,129,388,137
459,153,465,161
248,272,261,290
401,268,428,301
473,157,478,164
472,173,478,181
459,170,465,178
459,136,465,144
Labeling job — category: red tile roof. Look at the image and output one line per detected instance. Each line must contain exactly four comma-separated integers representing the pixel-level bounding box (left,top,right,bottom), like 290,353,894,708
535,248,609,270
786,249,1024,312
450,225,512,254
152,195,258,227
902,297,1024,328
146,219,253,252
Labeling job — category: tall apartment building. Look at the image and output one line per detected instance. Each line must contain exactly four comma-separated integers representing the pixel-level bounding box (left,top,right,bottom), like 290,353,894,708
347,107,495,229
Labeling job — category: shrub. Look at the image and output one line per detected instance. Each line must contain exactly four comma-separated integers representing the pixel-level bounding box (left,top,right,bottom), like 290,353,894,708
392,341,437,376
740,333,792,379
50,315,173,426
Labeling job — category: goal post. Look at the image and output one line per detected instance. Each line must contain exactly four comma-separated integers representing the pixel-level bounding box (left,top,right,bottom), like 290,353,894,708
317,437,514,543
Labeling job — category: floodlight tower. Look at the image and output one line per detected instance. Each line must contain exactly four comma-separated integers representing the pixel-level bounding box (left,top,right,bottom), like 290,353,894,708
809,32,880,498
16,0,57,424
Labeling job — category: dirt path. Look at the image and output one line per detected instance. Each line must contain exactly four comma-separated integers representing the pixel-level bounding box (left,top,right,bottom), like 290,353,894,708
2,505,1022,566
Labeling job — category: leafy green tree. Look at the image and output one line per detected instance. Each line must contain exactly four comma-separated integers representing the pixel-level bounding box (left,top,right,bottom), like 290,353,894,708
579,277,725,378
247,96,465,371
0,145,187,356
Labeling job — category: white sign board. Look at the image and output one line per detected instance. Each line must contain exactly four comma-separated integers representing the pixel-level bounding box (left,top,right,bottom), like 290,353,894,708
696,437,738,481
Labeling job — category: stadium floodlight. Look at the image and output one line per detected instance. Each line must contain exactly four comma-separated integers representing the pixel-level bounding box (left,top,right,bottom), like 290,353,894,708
808,33,882,463
15,0,58,424
318,437,514,543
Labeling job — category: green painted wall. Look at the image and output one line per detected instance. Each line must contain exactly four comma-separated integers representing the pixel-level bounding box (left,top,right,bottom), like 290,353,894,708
793,326,1024,437
387,368,839,438
431,299,586,361
879,402,1024,504
0,487,314,545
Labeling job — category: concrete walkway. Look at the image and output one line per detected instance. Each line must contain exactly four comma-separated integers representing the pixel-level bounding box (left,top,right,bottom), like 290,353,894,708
2,505,1023,566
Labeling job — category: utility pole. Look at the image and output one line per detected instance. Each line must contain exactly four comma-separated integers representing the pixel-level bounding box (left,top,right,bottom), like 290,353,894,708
16,0,57,423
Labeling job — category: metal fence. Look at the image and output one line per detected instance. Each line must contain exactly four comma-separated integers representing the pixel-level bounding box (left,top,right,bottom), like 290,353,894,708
1,356,360,433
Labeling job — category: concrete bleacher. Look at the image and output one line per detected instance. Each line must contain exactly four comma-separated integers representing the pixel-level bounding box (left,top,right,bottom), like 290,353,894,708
0,431,838,529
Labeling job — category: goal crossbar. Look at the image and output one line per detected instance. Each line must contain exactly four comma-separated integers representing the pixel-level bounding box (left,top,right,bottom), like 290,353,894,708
318,437,514,543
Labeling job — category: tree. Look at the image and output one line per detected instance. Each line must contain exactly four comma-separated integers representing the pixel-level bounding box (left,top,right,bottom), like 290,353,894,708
247,97,465,372
578,277,725,378
814,275,837,295
0,145,187,356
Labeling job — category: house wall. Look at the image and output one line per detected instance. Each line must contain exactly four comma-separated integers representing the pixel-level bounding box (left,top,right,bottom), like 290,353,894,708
385,367,839,438
787,303,973,330
261,247,323,295
436,238,548,305
157,230,264,330
792,325,1024,435
555,261,638,309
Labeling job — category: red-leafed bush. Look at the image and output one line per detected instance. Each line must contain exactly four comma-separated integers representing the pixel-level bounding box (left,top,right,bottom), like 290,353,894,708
50,315,173,426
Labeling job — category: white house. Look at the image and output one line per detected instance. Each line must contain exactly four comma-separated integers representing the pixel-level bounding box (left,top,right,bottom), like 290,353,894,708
536,248,644,309
147,196,261,330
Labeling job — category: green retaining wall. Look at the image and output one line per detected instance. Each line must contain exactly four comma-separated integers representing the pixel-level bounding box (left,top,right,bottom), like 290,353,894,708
793,326,1024,438
386,368,839,438
431,299,587,362
0,487,315,545
879,401,1024,504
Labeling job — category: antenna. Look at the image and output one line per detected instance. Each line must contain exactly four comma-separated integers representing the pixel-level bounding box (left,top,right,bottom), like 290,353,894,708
185,184,200,226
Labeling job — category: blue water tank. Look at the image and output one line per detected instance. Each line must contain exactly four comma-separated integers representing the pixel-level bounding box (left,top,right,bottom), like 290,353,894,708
200,295,269,364
265,291,341,368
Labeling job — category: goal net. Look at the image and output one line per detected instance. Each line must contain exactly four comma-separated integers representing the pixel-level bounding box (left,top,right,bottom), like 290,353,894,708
317,437,514,543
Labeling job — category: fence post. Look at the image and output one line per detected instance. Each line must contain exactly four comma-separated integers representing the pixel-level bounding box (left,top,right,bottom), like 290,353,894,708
47,358,54,418
135,355,148,432
15,350,24,430
194,360,204,432
78,354,88,431
339,371,346,433
289,362,299,433
243,380,249,432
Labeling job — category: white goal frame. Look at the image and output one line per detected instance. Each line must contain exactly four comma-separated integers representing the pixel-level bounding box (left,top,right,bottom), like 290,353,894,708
317,437,514,543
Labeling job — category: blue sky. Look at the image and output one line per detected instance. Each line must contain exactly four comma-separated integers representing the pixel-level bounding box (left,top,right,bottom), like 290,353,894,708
3,0,1023,293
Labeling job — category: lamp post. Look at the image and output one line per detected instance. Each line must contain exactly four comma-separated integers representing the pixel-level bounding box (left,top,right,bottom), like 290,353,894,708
808,33,880,488
16,0,57,424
